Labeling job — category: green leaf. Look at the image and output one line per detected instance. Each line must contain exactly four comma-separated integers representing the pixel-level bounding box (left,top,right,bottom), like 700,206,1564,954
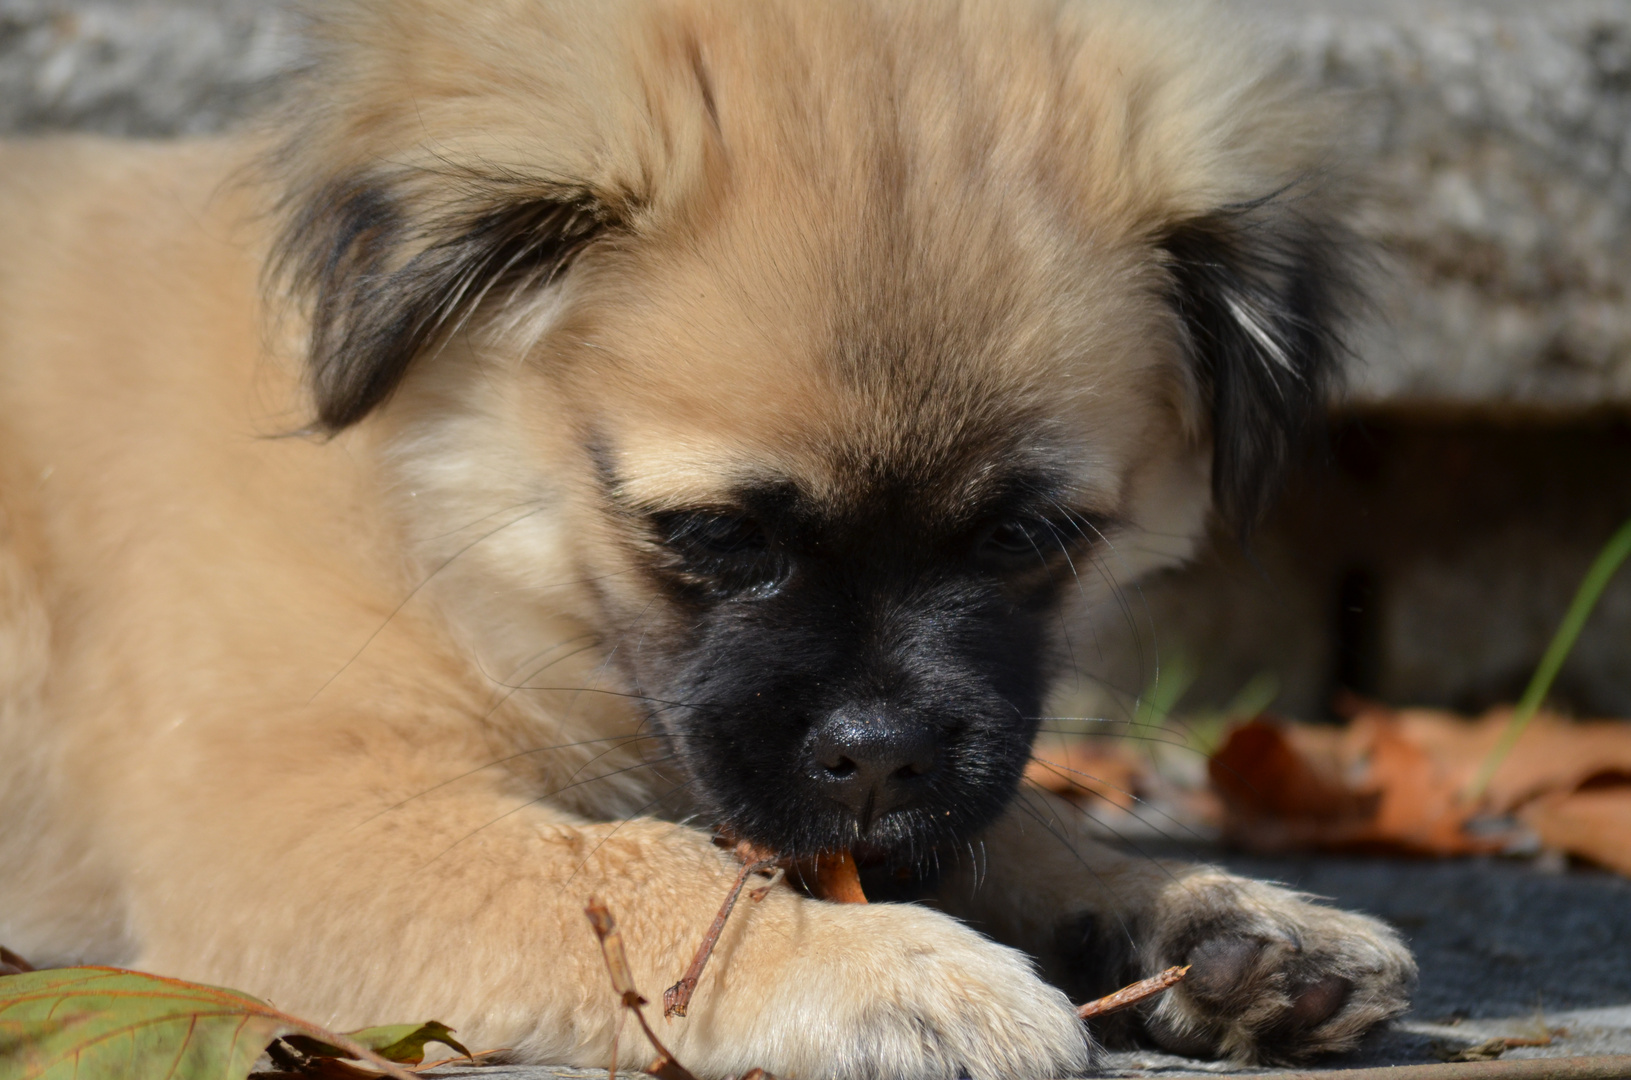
285,1020,471,1065
0,967,418,1080
0,967,293,1080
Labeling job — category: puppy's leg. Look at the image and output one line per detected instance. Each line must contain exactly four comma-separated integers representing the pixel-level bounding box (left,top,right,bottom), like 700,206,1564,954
126,754,1089,1080
934,790,1415,1064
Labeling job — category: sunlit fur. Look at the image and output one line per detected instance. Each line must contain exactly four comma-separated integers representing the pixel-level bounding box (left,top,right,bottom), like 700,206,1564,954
0,2,1411,1076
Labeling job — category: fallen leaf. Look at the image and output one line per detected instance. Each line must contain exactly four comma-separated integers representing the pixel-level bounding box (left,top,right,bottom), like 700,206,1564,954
284,1019,471,1064
1344,699,1631,812
807,850,867,905
1209,719,1368,822
0,966,417,1080
1521,780,1631,877
1026,739,1148,809
1209,703,1631,873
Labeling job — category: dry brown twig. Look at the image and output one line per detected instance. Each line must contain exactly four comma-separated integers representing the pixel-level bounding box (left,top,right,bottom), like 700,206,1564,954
595,857,1189,1080
1075,965,1190,1020
664,845,781,1018
586,899,715,1080
0,945,37,976
664,840,867,1020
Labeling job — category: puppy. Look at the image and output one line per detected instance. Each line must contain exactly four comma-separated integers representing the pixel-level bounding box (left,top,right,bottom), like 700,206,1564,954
0,1,1414,1076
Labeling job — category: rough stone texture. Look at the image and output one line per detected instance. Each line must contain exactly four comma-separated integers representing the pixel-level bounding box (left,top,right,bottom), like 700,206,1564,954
0,0,295,137
1255,0,1631,409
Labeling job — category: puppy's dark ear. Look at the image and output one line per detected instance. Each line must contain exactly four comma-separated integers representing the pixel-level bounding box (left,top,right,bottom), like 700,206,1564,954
273,176,607,431
1162,196,1356,533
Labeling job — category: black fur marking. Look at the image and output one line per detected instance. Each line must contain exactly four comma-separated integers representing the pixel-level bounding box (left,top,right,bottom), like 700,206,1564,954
606,466,1103,863
275,176,606,430
1162,195,1357,532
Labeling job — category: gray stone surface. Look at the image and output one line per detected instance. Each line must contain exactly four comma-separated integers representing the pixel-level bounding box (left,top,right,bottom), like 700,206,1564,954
0,0,295,136
1255,0,1631,409
2,0,1629,409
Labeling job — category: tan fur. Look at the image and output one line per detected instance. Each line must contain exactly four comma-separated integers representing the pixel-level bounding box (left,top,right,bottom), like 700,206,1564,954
0,3,1411,1077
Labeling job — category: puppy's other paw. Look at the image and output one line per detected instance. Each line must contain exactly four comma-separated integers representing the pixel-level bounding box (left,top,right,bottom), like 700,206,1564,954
1134,872,1414,1064
694,901,1093,1080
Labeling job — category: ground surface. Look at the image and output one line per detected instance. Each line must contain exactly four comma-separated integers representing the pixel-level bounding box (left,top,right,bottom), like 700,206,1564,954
251,850,1631,1078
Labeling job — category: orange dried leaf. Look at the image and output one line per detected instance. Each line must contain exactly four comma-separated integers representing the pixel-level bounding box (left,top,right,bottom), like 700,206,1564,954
1521,782,1631,877
1025,739,1147,809
1211,704,1631,871
811,850,867,904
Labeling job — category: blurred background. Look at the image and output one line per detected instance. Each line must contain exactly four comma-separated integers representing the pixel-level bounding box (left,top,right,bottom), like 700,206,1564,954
3,0,1629,742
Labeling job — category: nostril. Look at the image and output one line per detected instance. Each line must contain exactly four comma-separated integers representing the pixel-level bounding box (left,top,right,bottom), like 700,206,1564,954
823,756,858,779
892,758,930,780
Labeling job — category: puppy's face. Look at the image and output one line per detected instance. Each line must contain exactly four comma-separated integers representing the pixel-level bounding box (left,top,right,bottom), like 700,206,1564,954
529,198,1206,858
275,0,1348,861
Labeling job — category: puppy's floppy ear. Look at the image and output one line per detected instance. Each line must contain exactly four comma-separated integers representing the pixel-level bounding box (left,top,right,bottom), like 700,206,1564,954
273,175,609,431
1161,193,1356,534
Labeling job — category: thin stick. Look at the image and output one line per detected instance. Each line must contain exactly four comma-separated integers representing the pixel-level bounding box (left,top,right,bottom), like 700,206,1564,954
664,855,778,1018
1076,965,1190,1020
585,899,702,1080
0,946,36,976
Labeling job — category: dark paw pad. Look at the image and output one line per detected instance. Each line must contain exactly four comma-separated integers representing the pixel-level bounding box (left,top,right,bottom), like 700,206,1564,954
1285,974,1352,1030
1183,935,1269,1006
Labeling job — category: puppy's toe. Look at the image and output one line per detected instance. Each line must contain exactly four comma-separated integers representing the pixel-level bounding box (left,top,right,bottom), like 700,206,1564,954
691,900,1094,1080
1135,872,1415,1064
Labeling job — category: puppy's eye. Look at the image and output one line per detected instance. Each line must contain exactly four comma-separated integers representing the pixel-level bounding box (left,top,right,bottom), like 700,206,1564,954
977,517,1055,566
653,511,785,598
665,512,768,555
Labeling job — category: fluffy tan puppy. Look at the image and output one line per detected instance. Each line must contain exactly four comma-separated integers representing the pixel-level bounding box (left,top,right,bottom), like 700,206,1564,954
0,1,1413,1076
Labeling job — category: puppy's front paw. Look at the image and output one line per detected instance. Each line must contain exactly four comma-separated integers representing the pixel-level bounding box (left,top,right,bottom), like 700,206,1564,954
690,900,1092,1080
1126,871,1414,1063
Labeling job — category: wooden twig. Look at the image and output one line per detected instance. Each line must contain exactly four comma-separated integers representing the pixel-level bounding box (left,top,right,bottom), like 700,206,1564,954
415,1047,507,1071
585,899,702,1080
1076,965,1190,1020
664,852,779,1018
0,946,36,976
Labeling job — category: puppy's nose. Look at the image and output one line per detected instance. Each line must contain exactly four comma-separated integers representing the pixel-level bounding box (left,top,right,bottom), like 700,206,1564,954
805,708,937,825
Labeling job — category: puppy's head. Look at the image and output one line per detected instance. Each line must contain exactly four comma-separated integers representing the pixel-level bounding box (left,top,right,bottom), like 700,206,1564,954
273,0,1352,859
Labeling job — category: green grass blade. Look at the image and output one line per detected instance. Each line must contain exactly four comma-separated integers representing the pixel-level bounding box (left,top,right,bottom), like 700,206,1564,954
1466,514,1631,803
